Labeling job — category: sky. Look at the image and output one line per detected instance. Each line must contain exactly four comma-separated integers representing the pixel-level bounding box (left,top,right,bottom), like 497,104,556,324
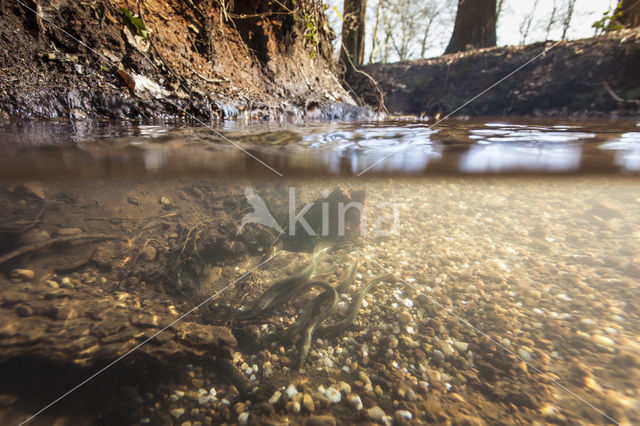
325,0,618,62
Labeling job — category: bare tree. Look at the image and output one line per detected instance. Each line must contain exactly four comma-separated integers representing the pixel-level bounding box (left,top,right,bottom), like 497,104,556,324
545,0,558,40
369,0,385,63
420,7,442,58
496,0,505,26
560,0,577,40
519,0,539,44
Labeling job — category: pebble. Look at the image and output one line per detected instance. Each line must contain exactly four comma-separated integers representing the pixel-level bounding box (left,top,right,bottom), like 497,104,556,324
263,361,273,377
405,388,418,402
347,393,363,410
556,293,572,302
579,318,597,330
302,393,315,412
11,269,34,281
592,334,616,350
325,387,341,404
238,412,249,426
285,384,298,398
19,229,50,246
366,406,387,423
432,350,445,363
453,341,469,352
374,384,383,397
338,381,351,393
517,348,533,362
394,410,413,422
286,401,301,413
268,391,282,405
169,408,184,420
159,196,172,208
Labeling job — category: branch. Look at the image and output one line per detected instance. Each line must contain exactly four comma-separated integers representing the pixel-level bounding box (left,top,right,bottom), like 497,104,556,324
604,82,640,106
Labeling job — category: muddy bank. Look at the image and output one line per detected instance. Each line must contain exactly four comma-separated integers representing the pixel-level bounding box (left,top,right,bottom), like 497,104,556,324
0,0,370,122
351,30,640,118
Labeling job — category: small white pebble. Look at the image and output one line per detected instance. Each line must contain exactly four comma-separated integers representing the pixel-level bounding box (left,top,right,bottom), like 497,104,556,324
285,384,298,398
395,409,413,420
402,298,413,308
518,348,533,362
325,387,341,403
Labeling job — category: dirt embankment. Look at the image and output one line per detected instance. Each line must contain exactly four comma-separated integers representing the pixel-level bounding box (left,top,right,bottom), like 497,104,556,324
351,30,640,118
0,0,368,121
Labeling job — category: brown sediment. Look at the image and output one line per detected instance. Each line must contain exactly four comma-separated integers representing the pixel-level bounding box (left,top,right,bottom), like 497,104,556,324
0,0,369,122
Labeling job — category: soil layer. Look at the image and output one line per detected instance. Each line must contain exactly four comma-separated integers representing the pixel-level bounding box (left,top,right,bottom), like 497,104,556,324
0,0,367,121
351,30,640,118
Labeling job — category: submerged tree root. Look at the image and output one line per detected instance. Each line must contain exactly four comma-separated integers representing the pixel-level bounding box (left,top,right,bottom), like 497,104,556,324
235,242,396,369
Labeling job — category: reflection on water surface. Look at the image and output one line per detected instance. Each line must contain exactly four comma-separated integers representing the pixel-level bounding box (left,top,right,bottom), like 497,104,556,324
0,118,639,177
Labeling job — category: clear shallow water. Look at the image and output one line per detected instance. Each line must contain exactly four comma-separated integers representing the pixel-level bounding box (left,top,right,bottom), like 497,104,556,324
1,117,639,177
1,119,640,425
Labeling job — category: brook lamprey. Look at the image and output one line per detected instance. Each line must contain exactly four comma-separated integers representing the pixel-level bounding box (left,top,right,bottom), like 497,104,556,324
317,272,395,337
293,279,338,369
236,242,394,368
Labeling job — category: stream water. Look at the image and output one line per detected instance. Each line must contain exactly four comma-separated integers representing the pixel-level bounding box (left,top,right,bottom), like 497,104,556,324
1,118,639,425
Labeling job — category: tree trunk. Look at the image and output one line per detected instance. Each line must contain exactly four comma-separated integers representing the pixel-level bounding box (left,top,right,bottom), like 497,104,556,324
444,0,497,54
340,0,367,78
620,0,640,27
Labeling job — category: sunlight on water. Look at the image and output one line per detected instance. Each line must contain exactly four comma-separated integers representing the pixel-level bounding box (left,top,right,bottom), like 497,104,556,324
1,117,639,177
